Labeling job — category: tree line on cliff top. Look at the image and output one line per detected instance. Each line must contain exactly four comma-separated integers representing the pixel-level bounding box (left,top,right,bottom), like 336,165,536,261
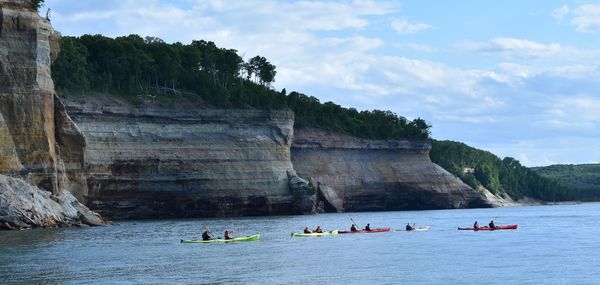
430,140,574,202
52,34,430,140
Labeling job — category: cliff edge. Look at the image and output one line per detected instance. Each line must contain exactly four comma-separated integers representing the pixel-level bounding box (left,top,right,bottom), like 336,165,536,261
0,0,104,229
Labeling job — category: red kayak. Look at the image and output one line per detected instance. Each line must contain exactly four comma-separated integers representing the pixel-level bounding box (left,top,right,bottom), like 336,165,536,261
339,227,392,234
458,224,518,231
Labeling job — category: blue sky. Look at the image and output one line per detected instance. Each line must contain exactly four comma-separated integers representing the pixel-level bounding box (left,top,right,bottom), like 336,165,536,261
43,0,600,166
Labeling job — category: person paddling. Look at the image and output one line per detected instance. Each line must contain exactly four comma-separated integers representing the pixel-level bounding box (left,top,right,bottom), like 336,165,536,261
364,223,371,231
304,226,312,234
202,229,214,241
406,223,414,231
224,230,233,240
350,224,358,232
314,226,323,233
473,221,480,229
489,220,496,229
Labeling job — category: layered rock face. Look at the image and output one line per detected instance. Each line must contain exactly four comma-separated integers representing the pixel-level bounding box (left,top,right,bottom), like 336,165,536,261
292,128,492,211
0,0,61,190
65,99,313,219
0,0,102,229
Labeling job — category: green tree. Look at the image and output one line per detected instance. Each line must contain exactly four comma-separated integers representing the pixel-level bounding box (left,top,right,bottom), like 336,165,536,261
52,37,90,91
32,0,45,10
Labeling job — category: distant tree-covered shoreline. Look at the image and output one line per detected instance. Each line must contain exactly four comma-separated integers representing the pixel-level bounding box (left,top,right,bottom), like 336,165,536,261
52,34,430,140
533,164,600,201
430,140,572,201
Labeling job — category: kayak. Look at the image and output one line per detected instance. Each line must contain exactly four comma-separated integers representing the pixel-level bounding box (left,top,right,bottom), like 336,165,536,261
401,226,430,232
458,224,518,231
181,234,260,243
291,230,339,237
339,227,392,234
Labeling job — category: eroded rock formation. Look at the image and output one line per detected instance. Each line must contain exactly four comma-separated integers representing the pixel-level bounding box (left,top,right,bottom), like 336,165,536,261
291,128,492,211
0,0,103,229
64,98,315,219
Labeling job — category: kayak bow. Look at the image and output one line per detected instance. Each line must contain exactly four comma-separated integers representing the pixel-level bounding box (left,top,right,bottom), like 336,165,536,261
181,234,260,243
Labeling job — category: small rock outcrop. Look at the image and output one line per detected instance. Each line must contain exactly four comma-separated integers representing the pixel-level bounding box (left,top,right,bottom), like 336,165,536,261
291,128,492,211
287,169,316,214
317,183,344,212
0,0,104,229
0,174,104,230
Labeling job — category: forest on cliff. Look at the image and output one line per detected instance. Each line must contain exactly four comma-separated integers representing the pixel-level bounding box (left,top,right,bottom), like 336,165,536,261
52,34,430,140
532,164,600,201
52,34,589,202
429,140,574,201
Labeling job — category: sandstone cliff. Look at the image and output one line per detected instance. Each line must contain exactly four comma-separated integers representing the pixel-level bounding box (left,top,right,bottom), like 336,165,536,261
64,97,314,219
64,94,492,219
291,128,492,211
0,0,103,229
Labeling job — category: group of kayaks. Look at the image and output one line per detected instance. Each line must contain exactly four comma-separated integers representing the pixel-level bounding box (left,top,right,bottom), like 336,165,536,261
291,227,396,237
181,223,517,244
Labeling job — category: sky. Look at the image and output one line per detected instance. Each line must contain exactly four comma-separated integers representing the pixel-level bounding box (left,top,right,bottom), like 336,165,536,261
42,0,600,167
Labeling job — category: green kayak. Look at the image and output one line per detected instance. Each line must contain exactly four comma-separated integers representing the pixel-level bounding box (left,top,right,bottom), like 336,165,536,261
291,230,339,237
181,234,260,243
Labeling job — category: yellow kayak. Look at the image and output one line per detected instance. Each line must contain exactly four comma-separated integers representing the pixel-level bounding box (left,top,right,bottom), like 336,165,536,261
181,234,260,243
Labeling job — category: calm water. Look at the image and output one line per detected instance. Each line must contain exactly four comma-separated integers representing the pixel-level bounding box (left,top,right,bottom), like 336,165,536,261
1,203,599,284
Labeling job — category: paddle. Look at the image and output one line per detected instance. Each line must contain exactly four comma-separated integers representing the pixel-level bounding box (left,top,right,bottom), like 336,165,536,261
228,219,235,239
203,225,217,240
350,217,360,231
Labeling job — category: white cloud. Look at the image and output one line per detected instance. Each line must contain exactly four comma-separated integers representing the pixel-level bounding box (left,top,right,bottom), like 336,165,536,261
391,19,433,34
485,137,600,166
551,5,570,21
571,4,600,32
459,37,563,59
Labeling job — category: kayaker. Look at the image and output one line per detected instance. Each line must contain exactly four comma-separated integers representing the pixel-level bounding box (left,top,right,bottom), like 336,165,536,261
303,226,312,234
314,226,323,233
224,230,233,240
406,223,414,231
350,224,358,232
202,230,213,241
365,223,371,231
473,221,480,229
489,220,496,229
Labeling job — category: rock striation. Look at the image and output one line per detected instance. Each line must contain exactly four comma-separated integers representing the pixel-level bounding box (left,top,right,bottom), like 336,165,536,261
0,0,103,229
64,98,314,219
291,128,492,211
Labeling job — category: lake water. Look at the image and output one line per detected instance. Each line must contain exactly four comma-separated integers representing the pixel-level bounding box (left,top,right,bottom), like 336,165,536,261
1,203,599,284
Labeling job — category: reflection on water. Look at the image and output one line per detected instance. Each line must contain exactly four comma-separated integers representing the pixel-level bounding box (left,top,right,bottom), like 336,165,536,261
1,203,599,284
